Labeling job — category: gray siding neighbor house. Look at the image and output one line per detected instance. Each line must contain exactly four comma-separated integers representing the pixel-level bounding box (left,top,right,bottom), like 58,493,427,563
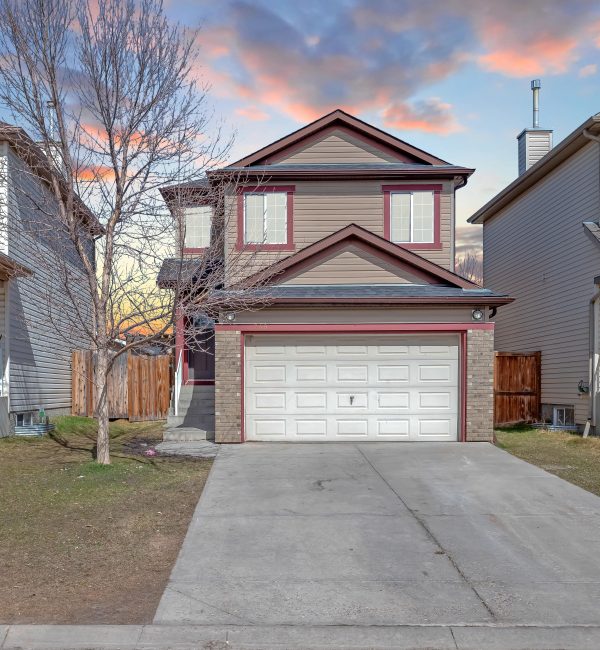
469,109,600,431
0,125,97,435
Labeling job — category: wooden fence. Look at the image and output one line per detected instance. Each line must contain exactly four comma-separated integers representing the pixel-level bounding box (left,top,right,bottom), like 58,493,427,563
494,351,541,426
72,350,171,421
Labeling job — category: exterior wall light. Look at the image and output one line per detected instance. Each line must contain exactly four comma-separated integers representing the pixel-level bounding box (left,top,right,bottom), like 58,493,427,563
471,308,484,322
225,312,236,322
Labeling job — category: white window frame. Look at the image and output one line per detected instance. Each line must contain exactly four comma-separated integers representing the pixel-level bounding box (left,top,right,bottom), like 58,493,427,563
390,190,435,244
243,192,288,245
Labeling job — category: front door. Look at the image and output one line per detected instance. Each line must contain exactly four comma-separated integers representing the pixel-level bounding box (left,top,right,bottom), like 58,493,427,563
187,329,215,382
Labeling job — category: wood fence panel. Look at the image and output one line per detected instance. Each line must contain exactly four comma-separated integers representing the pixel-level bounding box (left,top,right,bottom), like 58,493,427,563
72,350,171,421
494,352,541,426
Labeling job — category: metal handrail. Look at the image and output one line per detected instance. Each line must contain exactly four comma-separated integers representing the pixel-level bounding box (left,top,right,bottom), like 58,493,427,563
173,349,183,417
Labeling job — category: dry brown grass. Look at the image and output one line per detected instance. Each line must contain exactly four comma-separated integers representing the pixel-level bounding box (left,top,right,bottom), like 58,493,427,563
0,416,211,624
496,426,600,496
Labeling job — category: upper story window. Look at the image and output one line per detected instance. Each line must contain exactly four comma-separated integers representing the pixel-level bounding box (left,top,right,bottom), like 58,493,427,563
390,191,434,243
237,185,295,250
183,205,212,250
383,184,442,250
244,192,287,244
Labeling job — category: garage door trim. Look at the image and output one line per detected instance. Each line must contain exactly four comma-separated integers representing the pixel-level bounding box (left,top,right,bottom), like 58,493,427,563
226,323,479,442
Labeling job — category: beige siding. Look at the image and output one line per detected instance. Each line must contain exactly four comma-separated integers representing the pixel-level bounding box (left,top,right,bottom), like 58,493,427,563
483,140,600,425
225,180,454,284
283,246,425,285
273,129,401,164
234,306,477,324
4,145,93,414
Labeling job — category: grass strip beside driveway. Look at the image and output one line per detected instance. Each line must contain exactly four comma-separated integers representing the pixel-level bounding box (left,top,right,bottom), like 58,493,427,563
496,426,600,497
0,417,211,624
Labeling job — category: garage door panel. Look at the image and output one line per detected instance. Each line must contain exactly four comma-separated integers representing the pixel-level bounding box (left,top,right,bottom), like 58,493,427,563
377,419,411,437
377,365,410,382
296,365,327,382
416,418,456,439
254,365,286,383
245,335,459,442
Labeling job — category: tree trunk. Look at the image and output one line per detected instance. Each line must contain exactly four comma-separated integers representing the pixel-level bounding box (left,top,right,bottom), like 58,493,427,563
95,349,111,465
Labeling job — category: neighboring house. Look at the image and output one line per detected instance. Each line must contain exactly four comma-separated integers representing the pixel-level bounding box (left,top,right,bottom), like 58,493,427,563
159,110,511,443
0,125,98,435
469,103,600,431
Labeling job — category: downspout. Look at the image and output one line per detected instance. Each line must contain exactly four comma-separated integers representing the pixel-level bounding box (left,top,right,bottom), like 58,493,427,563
586,290,600,436
582,128,600,436
453,174,470,273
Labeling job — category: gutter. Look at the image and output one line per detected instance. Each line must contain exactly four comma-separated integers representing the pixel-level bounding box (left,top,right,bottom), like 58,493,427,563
469,113,600,225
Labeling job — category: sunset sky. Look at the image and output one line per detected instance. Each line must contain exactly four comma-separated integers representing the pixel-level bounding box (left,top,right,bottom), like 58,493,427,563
168,0,600,255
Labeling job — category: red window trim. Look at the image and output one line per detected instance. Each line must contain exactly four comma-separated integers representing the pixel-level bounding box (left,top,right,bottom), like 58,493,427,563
382,184,442,250
236,185,295,251
182,247,208,254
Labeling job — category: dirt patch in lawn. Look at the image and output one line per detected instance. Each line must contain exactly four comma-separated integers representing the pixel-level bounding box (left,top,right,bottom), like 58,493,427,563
496,426,600,496
0,416,212,624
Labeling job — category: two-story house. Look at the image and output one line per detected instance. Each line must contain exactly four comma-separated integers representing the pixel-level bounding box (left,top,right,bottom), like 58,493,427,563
0,124,98,435
159,110,511,444
469,98,600,432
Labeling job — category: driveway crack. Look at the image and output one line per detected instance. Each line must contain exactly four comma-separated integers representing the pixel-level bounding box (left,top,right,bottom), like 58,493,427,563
355,446,497,621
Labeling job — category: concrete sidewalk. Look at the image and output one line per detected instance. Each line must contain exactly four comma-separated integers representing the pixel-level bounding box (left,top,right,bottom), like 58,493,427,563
3,623,600,649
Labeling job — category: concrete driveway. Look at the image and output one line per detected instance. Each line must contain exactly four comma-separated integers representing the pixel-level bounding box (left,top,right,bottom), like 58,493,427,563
155,442,600,628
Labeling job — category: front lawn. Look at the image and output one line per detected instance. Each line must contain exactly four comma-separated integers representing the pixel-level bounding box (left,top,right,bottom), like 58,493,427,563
0,416,211,624
496,426,600,496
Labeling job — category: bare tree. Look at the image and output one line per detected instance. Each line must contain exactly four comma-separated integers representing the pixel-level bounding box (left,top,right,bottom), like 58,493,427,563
0,0,272,463
455,252,483,286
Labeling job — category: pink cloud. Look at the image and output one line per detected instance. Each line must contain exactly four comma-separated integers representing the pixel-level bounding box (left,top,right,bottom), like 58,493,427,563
478,38,578,77
383,99,463,135
235,106,270,121
579,63,597,77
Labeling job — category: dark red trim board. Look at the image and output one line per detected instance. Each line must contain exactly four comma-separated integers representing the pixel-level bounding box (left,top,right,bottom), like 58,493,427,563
383,184,442,250
236,185,295,251
217,323,494,332
234,323,494,443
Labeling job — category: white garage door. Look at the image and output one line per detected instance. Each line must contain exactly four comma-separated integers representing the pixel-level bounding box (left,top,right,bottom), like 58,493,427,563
245,334,459,442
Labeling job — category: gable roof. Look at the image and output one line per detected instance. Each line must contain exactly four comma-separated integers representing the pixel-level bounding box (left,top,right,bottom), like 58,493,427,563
239,223,481,290
0,123,103,236
229,109,452,168
469,113,600,224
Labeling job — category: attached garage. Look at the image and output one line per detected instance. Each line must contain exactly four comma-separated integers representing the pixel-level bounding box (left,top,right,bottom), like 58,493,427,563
244,334,460,442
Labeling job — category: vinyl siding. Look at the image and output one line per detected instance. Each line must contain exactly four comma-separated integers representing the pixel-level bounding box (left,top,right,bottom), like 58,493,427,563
282,246,425,285
234,305,476,324
483,140,600,425
225,179,454,284
3,145,94,414
273,129,401,164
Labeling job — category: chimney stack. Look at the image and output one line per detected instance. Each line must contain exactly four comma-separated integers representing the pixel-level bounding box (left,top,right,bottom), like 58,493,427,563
517,79,553,175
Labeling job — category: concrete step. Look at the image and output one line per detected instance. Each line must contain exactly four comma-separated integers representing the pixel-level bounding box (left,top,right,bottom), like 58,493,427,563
167,414,215,428
178,386,214,395
163,427,214,442
179,397,215,408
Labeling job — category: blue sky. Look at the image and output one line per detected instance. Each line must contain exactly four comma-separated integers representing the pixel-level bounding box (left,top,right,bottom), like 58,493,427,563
167,0,600,254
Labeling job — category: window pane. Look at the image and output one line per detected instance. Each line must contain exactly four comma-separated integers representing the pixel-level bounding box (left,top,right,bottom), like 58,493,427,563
412,191,434,243
244,194,265,243
184,205,212,248
265,192,287,244
390,193,410,243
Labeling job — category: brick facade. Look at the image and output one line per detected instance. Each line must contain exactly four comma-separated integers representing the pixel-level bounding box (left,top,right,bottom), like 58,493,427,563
214,329,242,443
465,328,495,441
214,326,495,444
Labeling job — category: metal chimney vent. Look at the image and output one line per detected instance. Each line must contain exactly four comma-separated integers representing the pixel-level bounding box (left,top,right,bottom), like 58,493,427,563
517,79,553,175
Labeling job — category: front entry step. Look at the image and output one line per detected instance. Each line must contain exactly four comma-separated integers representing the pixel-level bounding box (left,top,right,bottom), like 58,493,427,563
163,427,214,442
